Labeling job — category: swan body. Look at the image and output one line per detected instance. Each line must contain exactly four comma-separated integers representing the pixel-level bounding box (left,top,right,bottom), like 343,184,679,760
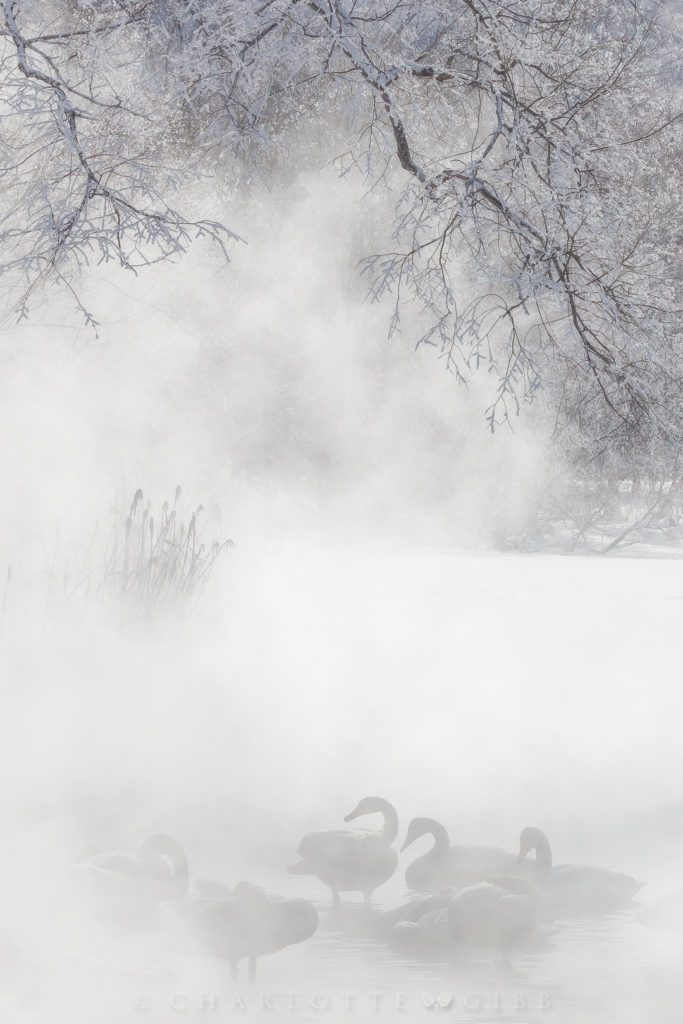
289,796,398,902
378,889,458,953
73,834,189,934
78,834,189,902
402,818,518,892
375,888,457,933
446,877,538,961
168,882,318,980
191,878,233,900
392,906,452,952
517,827,641,914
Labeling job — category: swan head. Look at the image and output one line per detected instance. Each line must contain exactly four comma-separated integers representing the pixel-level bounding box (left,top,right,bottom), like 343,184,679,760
517,826,547,862
344,796,389,822
137,834,190,900
400,817,441,852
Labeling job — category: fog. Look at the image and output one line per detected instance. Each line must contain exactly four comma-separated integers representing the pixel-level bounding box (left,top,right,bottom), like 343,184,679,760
1,171,682,1023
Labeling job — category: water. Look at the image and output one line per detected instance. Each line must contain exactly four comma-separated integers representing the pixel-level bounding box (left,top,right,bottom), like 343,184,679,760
20,867,678,1024
1,545,682,1022
220,868,683,1024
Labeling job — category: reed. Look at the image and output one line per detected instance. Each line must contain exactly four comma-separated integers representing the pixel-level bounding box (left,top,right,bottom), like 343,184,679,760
101,486,232,618
1,487,232,630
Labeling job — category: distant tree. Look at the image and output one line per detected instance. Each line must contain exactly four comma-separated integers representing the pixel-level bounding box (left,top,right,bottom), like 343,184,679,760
1,0,681,467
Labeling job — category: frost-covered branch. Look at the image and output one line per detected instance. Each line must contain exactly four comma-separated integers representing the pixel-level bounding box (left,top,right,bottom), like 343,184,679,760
0,0,680,469
308,0,680,456
0,0,235,327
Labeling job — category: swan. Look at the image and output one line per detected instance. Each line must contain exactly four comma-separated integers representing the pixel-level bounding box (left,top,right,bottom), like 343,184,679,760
517,826,642,914
392,905,452,953
73,833,189,934
446,876,539,962
376,888,458,953
191,878,233,899
167,881,318,981
402,818,518,892
78,833,189,902
288,796,399,904
375,888,457,933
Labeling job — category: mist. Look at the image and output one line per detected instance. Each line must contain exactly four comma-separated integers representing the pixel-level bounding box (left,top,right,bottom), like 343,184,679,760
1,169,682,1023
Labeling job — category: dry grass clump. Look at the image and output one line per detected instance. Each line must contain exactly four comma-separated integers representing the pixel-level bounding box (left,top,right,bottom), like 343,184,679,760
110,487,232,614
1,487,233,630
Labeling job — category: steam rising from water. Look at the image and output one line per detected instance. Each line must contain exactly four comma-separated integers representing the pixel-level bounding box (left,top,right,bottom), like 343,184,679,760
0,172,681,1022
0,171,544,555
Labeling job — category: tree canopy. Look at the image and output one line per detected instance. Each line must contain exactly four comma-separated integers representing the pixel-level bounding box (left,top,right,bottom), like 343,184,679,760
1,0,681,468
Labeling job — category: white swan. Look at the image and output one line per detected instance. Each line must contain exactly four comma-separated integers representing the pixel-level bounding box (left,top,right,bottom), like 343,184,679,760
402,818,518,891
446,876,539,962
393,905,452,952
377,889,458,953
517,826,642,913
73,833,189,933
167,881,318,981
376,889,457,932
78,833,189,902
288,796,399,903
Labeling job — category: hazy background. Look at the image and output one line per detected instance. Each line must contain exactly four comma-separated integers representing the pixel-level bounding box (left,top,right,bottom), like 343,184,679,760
0,170,546,550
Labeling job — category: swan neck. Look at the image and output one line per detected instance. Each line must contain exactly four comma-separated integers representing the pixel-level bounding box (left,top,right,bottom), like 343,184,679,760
533,832,552,878
139,835,189,899
378,801,399,845
426,820,450,853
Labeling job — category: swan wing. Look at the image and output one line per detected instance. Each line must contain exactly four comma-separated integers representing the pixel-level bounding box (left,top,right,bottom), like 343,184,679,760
297,829,362,868
82,851,139,881
550,864,641,904
392,905,452,951
193,896,249,962
195,888,318,960
451,845,517,879
294,829,396,893
297,826,385,857
406,844,514,892
192,878,233,899
448,883,536,950
447,883,502,941
376,892,451,932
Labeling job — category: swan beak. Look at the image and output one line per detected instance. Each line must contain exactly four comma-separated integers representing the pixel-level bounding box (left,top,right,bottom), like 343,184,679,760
399,838,412,853
343,810,358,822
517,846,529,863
